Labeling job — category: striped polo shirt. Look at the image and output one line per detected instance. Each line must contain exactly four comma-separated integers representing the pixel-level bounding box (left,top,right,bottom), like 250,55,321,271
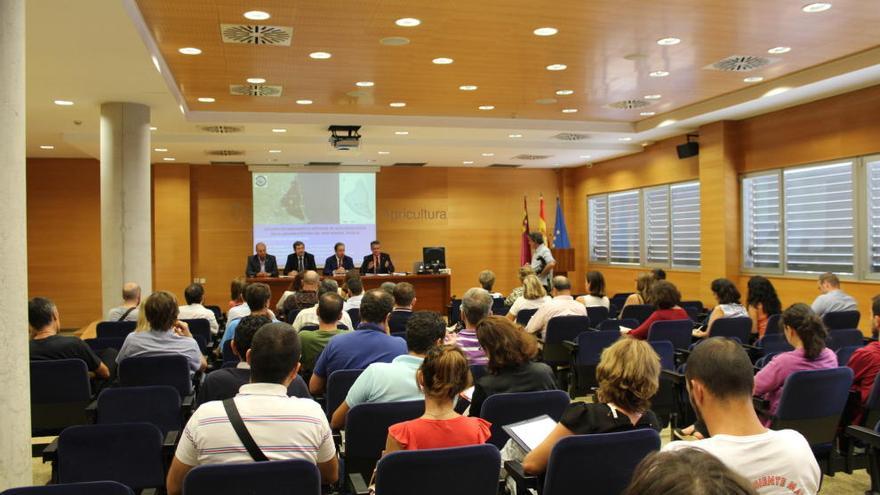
452,328,487,366
175,383,335,466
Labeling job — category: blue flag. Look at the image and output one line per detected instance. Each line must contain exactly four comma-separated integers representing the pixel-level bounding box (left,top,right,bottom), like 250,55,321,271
552,197,571,248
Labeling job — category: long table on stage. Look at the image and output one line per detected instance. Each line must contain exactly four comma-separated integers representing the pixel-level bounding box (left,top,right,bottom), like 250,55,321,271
247,274,452,314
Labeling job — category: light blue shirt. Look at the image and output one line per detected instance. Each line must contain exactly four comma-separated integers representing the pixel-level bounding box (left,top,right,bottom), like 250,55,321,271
811,289,858,316
344,354,424,407
116,329,202,375
219,314,279,349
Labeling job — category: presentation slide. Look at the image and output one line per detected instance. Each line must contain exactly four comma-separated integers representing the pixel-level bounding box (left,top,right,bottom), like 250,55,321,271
252,172,376,268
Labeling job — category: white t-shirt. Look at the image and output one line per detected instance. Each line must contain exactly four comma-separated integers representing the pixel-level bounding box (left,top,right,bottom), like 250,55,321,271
508,296,551,317
580,295,610,309
663,429,820,495
226,303,251,322
292,305,354,332
178,304,220,335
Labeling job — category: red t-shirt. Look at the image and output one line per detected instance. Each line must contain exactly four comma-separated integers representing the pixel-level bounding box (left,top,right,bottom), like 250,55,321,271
629,308,691,340
388,415,492,450
848,341,880,424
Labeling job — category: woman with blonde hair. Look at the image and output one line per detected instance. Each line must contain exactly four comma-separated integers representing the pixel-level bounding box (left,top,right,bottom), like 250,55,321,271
621,272,655,311
506,274,551,322
504,265,536,306
522,338,661,474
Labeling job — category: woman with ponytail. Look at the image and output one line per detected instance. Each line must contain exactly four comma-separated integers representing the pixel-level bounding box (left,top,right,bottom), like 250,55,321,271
754,303,838,417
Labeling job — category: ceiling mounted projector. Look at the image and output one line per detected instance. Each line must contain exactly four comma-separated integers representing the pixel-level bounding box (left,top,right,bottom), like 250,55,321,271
328,125,362,151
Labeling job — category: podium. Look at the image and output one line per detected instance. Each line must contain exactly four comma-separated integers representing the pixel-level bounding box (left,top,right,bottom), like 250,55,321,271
551,248,576,274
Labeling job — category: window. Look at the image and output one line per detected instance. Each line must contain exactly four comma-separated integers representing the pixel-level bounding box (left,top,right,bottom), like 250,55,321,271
742,173,781,270
643,186,670,265
670,182,701,267
588,195,609,263
608,191,641,264
867,157,880,274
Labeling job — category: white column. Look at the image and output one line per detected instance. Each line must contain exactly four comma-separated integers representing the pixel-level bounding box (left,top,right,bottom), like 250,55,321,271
100,103,152,314
0,0,33,489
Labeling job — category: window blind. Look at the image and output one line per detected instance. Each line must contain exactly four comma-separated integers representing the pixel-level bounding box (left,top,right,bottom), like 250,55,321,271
670,181,701,267
742,173,781,269
643,186,670,265
608,190,641,264
867,159,880,273
588,195,609,262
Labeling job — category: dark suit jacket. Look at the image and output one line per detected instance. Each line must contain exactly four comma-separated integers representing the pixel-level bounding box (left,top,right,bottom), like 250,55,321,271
246,254,279,277
283,252,317,275
361,253,395,275
388,309,414,335
323,255,355,275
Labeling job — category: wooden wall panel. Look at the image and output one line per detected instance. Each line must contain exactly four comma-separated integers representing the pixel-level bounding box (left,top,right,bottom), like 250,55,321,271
152,164,191,296
26,159,102,328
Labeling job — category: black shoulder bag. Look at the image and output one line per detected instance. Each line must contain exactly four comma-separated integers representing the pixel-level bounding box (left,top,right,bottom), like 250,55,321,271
222,398,269,462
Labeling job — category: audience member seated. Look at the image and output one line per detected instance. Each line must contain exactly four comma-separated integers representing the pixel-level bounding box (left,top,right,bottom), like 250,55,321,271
469,316,557,416
117,291,206,376
746,276,782,339
197,316,310,405
29,297,113,383
693,278,749,339
504,266,536,306
177,283,219,335
299,292,351,374
621,272,654,312
651,268,666,281
505,275,550,322
478,270,503,298
388,282,416,334
343,276,364,312
448,287,493,366
624,448,757,495
522,338,661,474
576,270,611,309
330,311,446,429
106,282,141,322
380,281,397,295
166,323,338,495
524,276,587,338
292,279,355,332
662,338,820,494
754,303,837,421
309,289,406,395
624,281,689,340
384,345,491,452
274,272,304,313
227,278,248,318
219,283,276,350
847,295,880,424
811,271,858,316
280,270,319,316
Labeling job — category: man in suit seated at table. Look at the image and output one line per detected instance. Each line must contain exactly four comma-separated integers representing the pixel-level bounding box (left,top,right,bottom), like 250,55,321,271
245,242,279,278
323,242,355,276
360,240,395,275
283,240,316,276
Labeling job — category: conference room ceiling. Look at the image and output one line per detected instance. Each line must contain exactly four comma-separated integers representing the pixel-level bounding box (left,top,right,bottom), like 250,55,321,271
24,0,880,167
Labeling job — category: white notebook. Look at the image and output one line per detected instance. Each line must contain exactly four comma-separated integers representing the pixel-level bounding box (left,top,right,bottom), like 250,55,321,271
502,414,558,452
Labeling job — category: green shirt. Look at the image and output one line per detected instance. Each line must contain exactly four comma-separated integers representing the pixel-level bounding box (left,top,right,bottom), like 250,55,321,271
299,328,351,372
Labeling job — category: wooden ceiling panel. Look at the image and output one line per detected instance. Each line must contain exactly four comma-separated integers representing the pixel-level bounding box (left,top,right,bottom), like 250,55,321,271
135,0,880,121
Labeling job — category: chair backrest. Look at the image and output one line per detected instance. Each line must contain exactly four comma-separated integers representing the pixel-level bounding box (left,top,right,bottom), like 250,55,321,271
772,367,854,452
619,304,655,325
648,341,675,371
325,368,364,418
30,359,92,435
300,324,320,332
374,445,500,495
609,293,633,310
345,400,425,477
827,328,864,351
709,317,752,342
204,304,223,323
516,308,539,326
480,390,570,448
491,298,509,317
347,307,361,328
765,313,782,335
680,301,704,321
119,354,192,396
95,321,137,338
0,481,134,495
286,308,301,324
575,331,620,367
823,310,861,330
836,345,862,367
543,429,661,495
863,372,880,428
585,306,609,327
182,459,320,495
647,319,693,350
97,385,182,435
758,333,794,355
221,339,237,364
84,337,126,353
448,298,462,324
544,316,591,367
57,423,165,490
181,319,211,354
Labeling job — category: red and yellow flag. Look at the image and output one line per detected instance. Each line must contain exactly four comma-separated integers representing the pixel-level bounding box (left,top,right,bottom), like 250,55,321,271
520,196,531,265
538,194,548,241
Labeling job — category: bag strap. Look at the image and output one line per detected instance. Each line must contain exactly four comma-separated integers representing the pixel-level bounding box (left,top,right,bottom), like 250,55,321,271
117,306,136,322
222,398,269,462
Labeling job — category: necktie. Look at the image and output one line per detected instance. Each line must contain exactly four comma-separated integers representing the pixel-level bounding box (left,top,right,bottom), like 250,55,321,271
298,256,303,272
338,257,343,269
374,255,379,274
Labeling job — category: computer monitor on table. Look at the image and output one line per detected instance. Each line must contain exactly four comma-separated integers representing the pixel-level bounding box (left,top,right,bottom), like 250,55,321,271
422,247,446,270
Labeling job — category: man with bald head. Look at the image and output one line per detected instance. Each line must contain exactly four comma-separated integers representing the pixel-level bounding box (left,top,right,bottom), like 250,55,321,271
246,242,279,278
107,282,141,322
524,275,587,338
281,270,320,315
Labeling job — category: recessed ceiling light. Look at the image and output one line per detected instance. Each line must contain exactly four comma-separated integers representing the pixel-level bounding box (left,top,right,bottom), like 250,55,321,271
546,64,567,71
395,18,421,27
463,160,474,165
533,27,558,36
763,87,791,98
178,47,202,55
389,102,407,108
394,131,409,135
562,108,578,113
508,134,523,138
432,57,454,65
150,126,157,131
272,128,287,133
478,105,495,110
378,151,391,155
356,81,375,87
53,100,74,106
296,99,313,105
153,148,167,152
269,149,282,153
555,89,574,96
40,145,54,150
802,3,832,13
640,111,656,116
644,94,662,100
459,85,478,91
579,155,591,159
649,70,670,78
247,77,267,84
309,51,332,59
768,46,791,54
163,157,176,161
197,97,215,103
658,119,677,127
481,152,495,157
743,76,764,83
618,137,632,142
656,37,681,46
243,10,271,20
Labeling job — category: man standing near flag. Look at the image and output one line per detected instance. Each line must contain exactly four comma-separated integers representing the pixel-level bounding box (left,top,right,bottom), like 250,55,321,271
527,232,555,292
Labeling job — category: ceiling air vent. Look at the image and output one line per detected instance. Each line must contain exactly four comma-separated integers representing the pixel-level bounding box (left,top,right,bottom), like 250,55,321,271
706,55,775,72
200,125,244,134
552,133,590,141
306,161,342,166
220,24,293,46
607,99,650,110
210,161,246,166
513,154,552,160
392,162,427,167
230,84,283,97
490,163,522,168
206,150,245,157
